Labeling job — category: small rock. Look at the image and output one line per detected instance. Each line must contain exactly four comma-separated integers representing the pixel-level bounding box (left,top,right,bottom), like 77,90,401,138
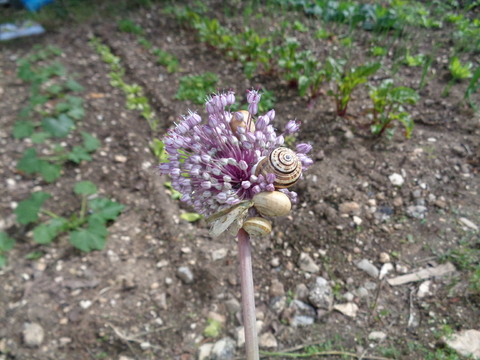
392,197,403,207
58,337,72,347
308,277,333,310
379,263,394,280
352,216,362,226
356,287,369,298
353,247,361,254
197,343,213,360
411,189,422,199
343,292,354,302
259,333,278,349
22,323,44,347
434,199,447,208
339,202,361,216
368,331,387,341
357,259,379,278
298,252,319,273
389,173,404,186
225,298,241,313
417,280,433,298
211,337,236,360
208,311,226,324
140,342,150,350
459,217,478,231
269,280,285,297
270,257,280,267
114,155,127,163
118,356,134,360
80,300,92,309
444,329,480,359
378,252,390,264
294,283,309,301
364,281,377,290
211,248,228,261
406,205,427,219
291,315,315,327
176,266,194,284
333,303,359,318
396,263,408,274
156,259,169,268
269,296,287,315
289,300,316,318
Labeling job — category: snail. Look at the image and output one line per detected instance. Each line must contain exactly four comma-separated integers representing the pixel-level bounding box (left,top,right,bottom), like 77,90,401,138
243,217,272,236
252,191,291,217
254,147,302,189
231,110,255,136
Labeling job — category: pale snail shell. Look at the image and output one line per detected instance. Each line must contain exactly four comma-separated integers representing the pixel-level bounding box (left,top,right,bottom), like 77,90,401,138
255,147,302,189
252,191,291,217
231,110,255,136
243,217,272,236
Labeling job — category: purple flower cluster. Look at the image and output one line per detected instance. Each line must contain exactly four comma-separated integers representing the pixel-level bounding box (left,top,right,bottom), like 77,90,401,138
157,89,313,217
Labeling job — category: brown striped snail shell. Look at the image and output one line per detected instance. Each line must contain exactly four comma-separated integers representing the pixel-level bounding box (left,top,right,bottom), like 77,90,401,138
243,217,272,236
231,110,255,136
254,147,302,189
252,191,291,217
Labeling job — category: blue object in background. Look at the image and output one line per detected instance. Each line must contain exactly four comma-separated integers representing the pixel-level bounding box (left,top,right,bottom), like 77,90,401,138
20,0,53,11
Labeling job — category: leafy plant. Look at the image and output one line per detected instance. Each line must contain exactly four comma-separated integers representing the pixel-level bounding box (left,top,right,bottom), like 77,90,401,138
118,19,144,35
16,132,100,183
367,79,419,138
326,58,381,117
403,50,426,67
443,56,473,97
175,73,218,104
0,232,15,268
150,138,168,162
152,48,179,73
14,183,125,252
90,36,158,131
464,66,480,111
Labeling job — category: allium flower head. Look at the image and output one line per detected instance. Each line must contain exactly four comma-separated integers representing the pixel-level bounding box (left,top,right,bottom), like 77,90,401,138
157,89,313,217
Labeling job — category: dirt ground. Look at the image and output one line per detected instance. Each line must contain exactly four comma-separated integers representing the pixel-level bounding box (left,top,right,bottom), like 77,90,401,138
1,2,479,360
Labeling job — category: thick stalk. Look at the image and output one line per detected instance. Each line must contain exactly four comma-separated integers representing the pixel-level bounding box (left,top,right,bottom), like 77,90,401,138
237,228,259,360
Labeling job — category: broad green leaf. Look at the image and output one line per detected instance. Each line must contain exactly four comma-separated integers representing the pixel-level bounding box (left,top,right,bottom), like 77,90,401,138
354,62,381,78
81,132,101,152
15,192,51,225
164,181,181,200
0,232,15,251
298,75,310,97
69,217,108,252
39,161,62,183
180,213,203,222
13,121,35,139
65,79,84,92
30,94,49,106
67,146,91,164
41,114,75,138
390,87,419,105
67,106,85,120
17,61,35,81
31,132,50,144
0,254,6,268
88,198,125,222
17,148,40,174
74,181,97,195
46,83,63,95
33,218,68,244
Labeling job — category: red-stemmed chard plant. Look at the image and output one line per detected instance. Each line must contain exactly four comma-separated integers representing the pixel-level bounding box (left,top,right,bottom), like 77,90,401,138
157,89,313,359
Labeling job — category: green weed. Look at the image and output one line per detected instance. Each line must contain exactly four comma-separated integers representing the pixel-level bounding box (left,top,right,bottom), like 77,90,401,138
14,183,124,252
175,73,218,104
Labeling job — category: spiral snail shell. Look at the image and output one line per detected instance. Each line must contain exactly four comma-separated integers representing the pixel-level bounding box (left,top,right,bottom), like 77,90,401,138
243,217,272,236
254,147,302,189
252,191,291,217
231,110,255,136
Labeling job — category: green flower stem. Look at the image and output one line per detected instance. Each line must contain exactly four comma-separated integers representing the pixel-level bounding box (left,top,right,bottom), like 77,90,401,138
237,228,259,360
